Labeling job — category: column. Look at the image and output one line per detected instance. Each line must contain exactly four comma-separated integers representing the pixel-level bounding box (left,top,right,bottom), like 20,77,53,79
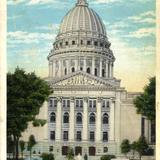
109,100,115,141
111,62,113,78
82,98,88,141
99,59,102,77
109,62,112,78
75,59,78,72
52,61,56,78
56,97,62,141
58,60,62,77
96,98,102,142
83,58,86,72
92,57,95,75
108,62,110,78
67,59,70,74
106,61,108,78
69,97,75,141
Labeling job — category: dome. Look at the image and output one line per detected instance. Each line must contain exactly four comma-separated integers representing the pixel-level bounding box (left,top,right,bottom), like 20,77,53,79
58,0,106,36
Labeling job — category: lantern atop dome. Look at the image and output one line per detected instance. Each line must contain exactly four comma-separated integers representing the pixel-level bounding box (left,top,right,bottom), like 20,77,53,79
76,0,88,6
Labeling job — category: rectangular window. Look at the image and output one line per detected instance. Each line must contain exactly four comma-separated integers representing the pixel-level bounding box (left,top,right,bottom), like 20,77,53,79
87,41,91,45
49,99,53,107
104,147,108,153
49,146,53,152
76,99,83,108
94,41,98,46
63,131,68,141
89,99,96,108
103,132,108,142
76,131,82,141
50,131,55,140
90,131,95,141
102,100,110,108
62,99,70,108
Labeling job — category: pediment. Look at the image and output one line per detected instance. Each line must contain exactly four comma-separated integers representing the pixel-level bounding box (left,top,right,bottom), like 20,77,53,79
51,72,117,90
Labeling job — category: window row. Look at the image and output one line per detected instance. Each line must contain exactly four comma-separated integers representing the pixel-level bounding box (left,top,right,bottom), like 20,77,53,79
49,99,110,108
50,131,108,142
54,40,109,49
50,112,109,124
64,67,106,77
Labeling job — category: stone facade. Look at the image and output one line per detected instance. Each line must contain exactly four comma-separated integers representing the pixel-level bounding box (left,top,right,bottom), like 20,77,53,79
21,0,152,159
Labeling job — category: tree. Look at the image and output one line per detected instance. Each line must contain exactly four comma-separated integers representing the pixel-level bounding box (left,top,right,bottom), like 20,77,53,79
134,77,155,143
134,77,155,121
7,68,51,160
66,147,74,160
135,136,149,160
41,153,54,160
100,155,116,160
131,141,137,159
120,139,131,158
27,135,36,160
19,140,25,159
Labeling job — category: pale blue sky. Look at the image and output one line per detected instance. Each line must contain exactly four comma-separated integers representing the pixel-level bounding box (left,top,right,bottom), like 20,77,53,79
7,0,156,91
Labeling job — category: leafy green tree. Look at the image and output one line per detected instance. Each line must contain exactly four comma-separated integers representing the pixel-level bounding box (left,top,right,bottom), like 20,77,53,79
120,139,131,158
134,77,155,121
7,68,51,160
27,135,36,160
135,136,149,160
66,147,74,160
134,77,155,143
19,140,25,159
41,153,54,160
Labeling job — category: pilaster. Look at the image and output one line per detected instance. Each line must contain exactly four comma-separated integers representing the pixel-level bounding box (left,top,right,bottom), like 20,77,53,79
69,97,75,141
82,97,88,141
55,97,62,141
96,97,102,142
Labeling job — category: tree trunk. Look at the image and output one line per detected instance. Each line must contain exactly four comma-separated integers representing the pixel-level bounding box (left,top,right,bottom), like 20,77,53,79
22,151,23,159
14,136,19,160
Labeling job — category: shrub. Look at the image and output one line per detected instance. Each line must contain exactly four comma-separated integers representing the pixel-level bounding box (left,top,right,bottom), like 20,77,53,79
41,153,54,160
100,155,116,160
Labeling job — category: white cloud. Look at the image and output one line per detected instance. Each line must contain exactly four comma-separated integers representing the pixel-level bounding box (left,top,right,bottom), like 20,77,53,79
7,0,26,5
91,0,121,4
128,11,156,24
7,31,56,44
35,24,60,32
126,27,155,38
27,0,53,5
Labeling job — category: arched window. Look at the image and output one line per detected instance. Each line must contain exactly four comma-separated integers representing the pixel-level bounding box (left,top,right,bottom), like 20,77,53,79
102,69,105,77
80,67,83,71
72,67,75,73
89,113,95,124
50,112,56,123
65,41,68,46
76,113,82,124
81,40,83,45
103,113,109,124
87,67,90,74
63,112,69,123
95,68,97,76
64,68,67,75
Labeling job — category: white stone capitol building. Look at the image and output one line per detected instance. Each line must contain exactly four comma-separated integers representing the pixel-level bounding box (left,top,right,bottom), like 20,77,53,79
22,0,151,159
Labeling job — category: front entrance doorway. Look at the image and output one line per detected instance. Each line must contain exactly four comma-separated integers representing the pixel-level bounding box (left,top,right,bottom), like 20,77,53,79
62,146,68,155
75,146,82,155
89,146,96,156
